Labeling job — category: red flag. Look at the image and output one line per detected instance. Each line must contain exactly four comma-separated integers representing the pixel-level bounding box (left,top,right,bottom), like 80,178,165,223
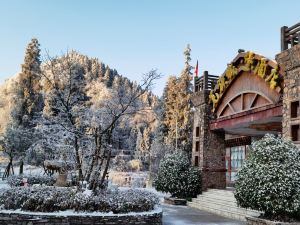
195,60,199,77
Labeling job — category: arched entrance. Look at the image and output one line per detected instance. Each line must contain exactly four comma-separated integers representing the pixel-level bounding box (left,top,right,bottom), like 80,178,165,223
192,51,284,188
209,51,283,186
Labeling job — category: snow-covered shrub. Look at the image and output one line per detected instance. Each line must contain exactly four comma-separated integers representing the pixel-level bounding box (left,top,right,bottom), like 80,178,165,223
7,174,55,187
235,134,300,221
131,177,146,188
0,186,159,213
153,152,201,198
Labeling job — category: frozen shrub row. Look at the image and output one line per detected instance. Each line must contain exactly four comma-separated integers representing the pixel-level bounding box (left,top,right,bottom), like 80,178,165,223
0,186,159,214
7,175,55,187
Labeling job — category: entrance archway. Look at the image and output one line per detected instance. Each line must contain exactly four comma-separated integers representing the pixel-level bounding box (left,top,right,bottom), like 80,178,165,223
208,51,284,186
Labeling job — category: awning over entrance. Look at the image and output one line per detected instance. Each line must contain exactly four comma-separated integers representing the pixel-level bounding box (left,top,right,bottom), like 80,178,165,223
207,51,283,136
210,104,282,136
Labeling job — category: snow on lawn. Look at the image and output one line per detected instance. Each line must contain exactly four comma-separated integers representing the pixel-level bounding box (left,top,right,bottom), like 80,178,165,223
0,180,9,190
23,165,44,175
0,206,162,217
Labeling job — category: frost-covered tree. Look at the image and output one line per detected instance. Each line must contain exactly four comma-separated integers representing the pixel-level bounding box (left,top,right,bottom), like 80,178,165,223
163,45,193,153
163,76,178,145
14,38,42,125
84,69,161,190
235,134,300,221
154,152,201,198
176,44,193,153
0,125,38,178
42,51,89,181
2,38,43,176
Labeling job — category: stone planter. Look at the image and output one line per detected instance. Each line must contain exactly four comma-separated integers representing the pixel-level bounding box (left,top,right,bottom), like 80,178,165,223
0,208,163,225
246,216,300,225
164,197,187,205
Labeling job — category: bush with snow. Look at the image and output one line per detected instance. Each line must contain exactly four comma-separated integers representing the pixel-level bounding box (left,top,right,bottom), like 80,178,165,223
0,186,159,213
7,175,55,187
153,151,201,198
235,134,300,221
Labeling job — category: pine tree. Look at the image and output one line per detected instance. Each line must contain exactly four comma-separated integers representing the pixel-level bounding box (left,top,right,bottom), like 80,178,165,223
15,38,42,126
176,44,193,152
163,76,179,145
104,66,113,87
163,44,193,153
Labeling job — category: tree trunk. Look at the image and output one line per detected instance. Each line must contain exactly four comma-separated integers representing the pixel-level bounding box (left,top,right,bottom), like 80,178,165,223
74,136,83,181
85,130,101,182
19,160,24,174
3,157,14,180
98,128,113,189
99,149,112,188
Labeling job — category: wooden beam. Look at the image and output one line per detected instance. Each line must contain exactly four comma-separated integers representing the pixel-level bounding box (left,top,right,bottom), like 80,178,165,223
281,26,288,51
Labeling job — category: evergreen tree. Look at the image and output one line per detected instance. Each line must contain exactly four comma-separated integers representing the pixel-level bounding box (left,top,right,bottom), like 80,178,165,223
14,38,42,126
176,44,193,152
104,66,113,87
163,76,178,146
163,45,193,153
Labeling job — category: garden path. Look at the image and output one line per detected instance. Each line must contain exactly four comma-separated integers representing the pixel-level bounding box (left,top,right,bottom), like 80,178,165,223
162,203,245,225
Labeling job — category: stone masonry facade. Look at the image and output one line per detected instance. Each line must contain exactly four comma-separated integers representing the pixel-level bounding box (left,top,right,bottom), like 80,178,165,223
191,90,226,190
0,211,163,225
276,44,300,143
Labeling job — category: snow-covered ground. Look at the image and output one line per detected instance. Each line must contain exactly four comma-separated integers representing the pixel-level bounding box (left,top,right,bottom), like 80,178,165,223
0,206,162,217
0,180,9,189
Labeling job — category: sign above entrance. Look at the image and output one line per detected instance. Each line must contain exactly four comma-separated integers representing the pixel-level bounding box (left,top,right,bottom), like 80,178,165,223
209,51,284,115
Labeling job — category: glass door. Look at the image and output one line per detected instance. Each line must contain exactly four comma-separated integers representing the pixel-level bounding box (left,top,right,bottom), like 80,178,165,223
226,145,248,186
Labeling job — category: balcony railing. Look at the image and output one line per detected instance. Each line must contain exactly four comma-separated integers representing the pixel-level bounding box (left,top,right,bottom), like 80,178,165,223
281,23,300,51
194,71,218,92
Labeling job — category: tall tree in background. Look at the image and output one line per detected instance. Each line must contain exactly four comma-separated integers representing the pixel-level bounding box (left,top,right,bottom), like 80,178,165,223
15,38,42,125
176,44,193,152
164,76,179,145
163,44,193,153
2,38,42,177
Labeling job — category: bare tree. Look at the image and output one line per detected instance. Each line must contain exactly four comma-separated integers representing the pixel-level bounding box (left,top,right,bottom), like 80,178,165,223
41,51,161,189
85,69,161,190
42,51,88,181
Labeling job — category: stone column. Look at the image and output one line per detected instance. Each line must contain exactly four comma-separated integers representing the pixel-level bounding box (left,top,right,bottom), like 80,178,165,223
276,45,300,142
191,88,226,191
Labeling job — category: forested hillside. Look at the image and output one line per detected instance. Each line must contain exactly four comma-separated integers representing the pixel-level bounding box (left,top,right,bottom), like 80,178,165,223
0,39,158,173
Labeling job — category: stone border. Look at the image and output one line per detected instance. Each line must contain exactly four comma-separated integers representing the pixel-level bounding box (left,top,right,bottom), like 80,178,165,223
0,208,163,225
164,197,187,205
246,216,300,225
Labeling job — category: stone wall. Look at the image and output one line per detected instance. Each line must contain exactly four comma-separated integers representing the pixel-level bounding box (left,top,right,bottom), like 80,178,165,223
0,210,163,225
276,44,300,143
191,90,226,190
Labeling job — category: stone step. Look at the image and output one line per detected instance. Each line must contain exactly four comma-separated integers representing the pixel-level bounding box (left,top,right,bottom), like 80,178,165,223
196,194,237,203
191,198,259,215
192,196,237,207
189,189,261,221
187,201,248,221
204,189,235,196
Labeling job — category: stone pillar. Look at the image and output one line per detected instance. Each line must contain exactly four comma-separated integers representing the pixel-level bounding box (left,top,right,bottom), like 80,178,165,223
191,88,226,191
276,45,300,142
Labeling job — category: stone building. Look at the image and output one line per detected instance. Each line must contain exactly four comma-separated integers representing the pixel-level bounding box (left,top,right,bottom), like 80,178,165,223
191,22,300,190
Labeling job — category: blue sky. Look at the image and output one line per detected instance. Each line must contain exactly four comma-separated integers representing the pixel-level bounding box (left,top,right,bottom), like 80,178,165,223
0,0,299,96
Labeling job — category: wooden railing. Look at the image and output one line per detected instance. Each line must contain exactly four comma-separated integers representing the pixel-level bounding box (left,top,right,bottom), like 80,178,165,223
194,71,218,92
281,23,300,51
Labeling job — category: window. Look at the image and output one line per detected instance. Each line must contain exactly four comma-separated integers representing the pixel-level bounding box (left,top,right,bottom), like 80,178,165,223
196,127,200,137
291,101,299,118
194,156,199,167
291,125,299,141
195,141,199,152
